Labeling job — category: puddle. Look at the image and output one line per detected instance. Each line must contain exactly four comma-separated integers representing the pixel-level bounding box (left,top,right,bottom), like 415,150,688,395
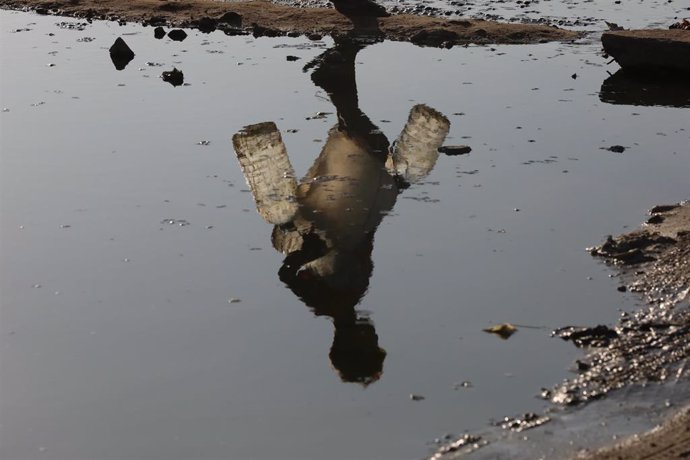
1,10,689,460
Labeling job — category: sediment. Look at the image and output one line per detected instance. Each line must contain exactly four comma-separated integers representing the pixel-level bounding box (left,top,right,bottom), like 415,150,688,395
0,0,579,46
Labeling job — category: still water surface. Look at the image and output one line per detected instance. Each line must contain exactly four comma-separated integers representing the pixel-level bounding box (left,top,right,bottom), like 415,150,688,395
1,10,689,460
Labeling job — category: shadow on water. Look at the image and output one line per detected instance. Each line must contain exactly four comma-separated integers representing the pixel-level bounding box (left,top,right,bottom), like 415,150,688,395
599,68,690,108
232,36,454,386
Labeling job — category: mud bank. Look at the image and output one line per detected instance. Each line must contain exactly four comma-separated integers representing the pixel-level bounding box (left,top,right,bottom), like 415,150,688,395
568,203,690,459
580,404,690,460
434,204,690,459
0,0,578,45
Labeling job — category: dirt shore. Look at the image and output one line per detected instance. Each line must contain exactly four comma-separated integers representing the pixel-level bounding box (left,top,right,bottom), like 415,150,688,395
433,204,690,460
0,0,579,45
571,203,690,460
578,405,690,460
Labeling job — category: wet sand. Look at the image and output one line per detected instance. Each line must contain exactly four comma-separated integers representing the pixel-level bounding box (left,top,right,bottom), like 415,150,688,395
0,0,578,45
573,203,690,460
579,405,690,460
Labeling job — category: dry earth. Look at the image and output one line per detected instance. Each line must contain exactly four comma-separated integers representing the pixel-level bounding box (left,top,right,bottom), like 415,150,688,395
0,0,579,45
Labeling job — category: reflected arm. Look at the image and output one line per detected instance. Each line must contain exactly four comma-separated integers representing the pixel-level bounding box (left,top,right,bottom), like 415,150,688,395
387,104,450,184
232,122,299,225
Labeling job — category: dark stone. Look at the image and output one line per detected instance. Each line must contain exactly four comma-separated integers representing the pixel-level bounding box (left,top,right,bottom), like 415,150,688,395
650,204,680,214
35,7,48,14
167,29,188,41
306,33,323,41
646,214,665,225
411,29,459,47
144,15,166,27
154,26,166,39
553,325,619,348
195,17,217,33
606,145,626,153
217,11,242,28
617,285,627,292
286,55,300,61
439,145,472,156
590,233,676,265
252,23,281,38
161,68,184,87
109,37,135,71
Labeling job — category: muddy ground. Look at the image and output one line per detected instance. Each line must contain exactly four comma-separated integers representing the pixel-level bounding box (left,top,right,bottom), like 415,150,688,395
568,203,690,459
435,204,690,459
0,0,579,46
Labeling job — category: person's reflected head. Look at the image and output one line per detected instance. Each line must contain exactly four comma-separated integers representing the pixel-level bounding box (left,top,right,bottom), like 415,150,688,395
329,319,386,386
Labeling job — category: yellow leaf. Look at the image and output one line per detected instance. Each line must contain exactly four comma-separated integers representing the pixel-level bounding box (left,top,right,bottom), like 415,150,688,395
483,323,517,340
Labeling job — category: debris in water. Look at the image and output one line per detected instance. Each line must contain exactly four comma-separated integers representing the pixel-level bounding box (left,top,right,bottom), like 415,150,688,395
161,68,184,87
286,55,300,61
483,323,517,339
454,380,473,389
439,145,472,156
410,394,425,401
197,140,210,146
161,218,190,227
228,298,241,304
603,145,626,153
109,37,135,70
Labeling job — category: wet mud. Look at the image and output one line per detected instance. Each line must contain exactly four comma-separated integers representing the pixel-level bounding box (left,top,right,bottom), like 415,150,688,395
434,203,690,459
0,0,579,46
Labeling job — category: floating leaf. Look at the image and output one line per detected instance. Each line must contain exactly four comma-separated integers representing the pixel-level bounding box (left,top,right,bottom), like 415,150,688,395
483,323,517,340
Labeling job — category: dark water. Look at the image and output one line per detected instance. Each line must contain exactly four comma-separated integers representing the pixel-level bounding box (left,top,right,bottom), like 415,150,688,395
1,10,689,460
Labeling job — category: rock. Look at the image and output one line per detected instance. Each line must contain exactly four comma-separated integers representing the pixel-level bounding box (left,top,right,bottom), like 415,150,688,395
252,23,281,38
109,37,135,71
161,68,184,87
439,145,471,156
143,15,166,27
589,232,676,265
167,29,188,41
153,26,166,39
605,145,626,153
218,11,242,28
195,17,217,33
411,29,459,47
553,325,618,348
602,30,690,72
286,55,300,61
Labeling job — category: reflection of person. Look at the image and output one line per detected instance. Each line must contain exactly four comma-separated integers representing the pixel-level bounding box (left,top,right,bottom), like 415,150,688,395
232,37,451,385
